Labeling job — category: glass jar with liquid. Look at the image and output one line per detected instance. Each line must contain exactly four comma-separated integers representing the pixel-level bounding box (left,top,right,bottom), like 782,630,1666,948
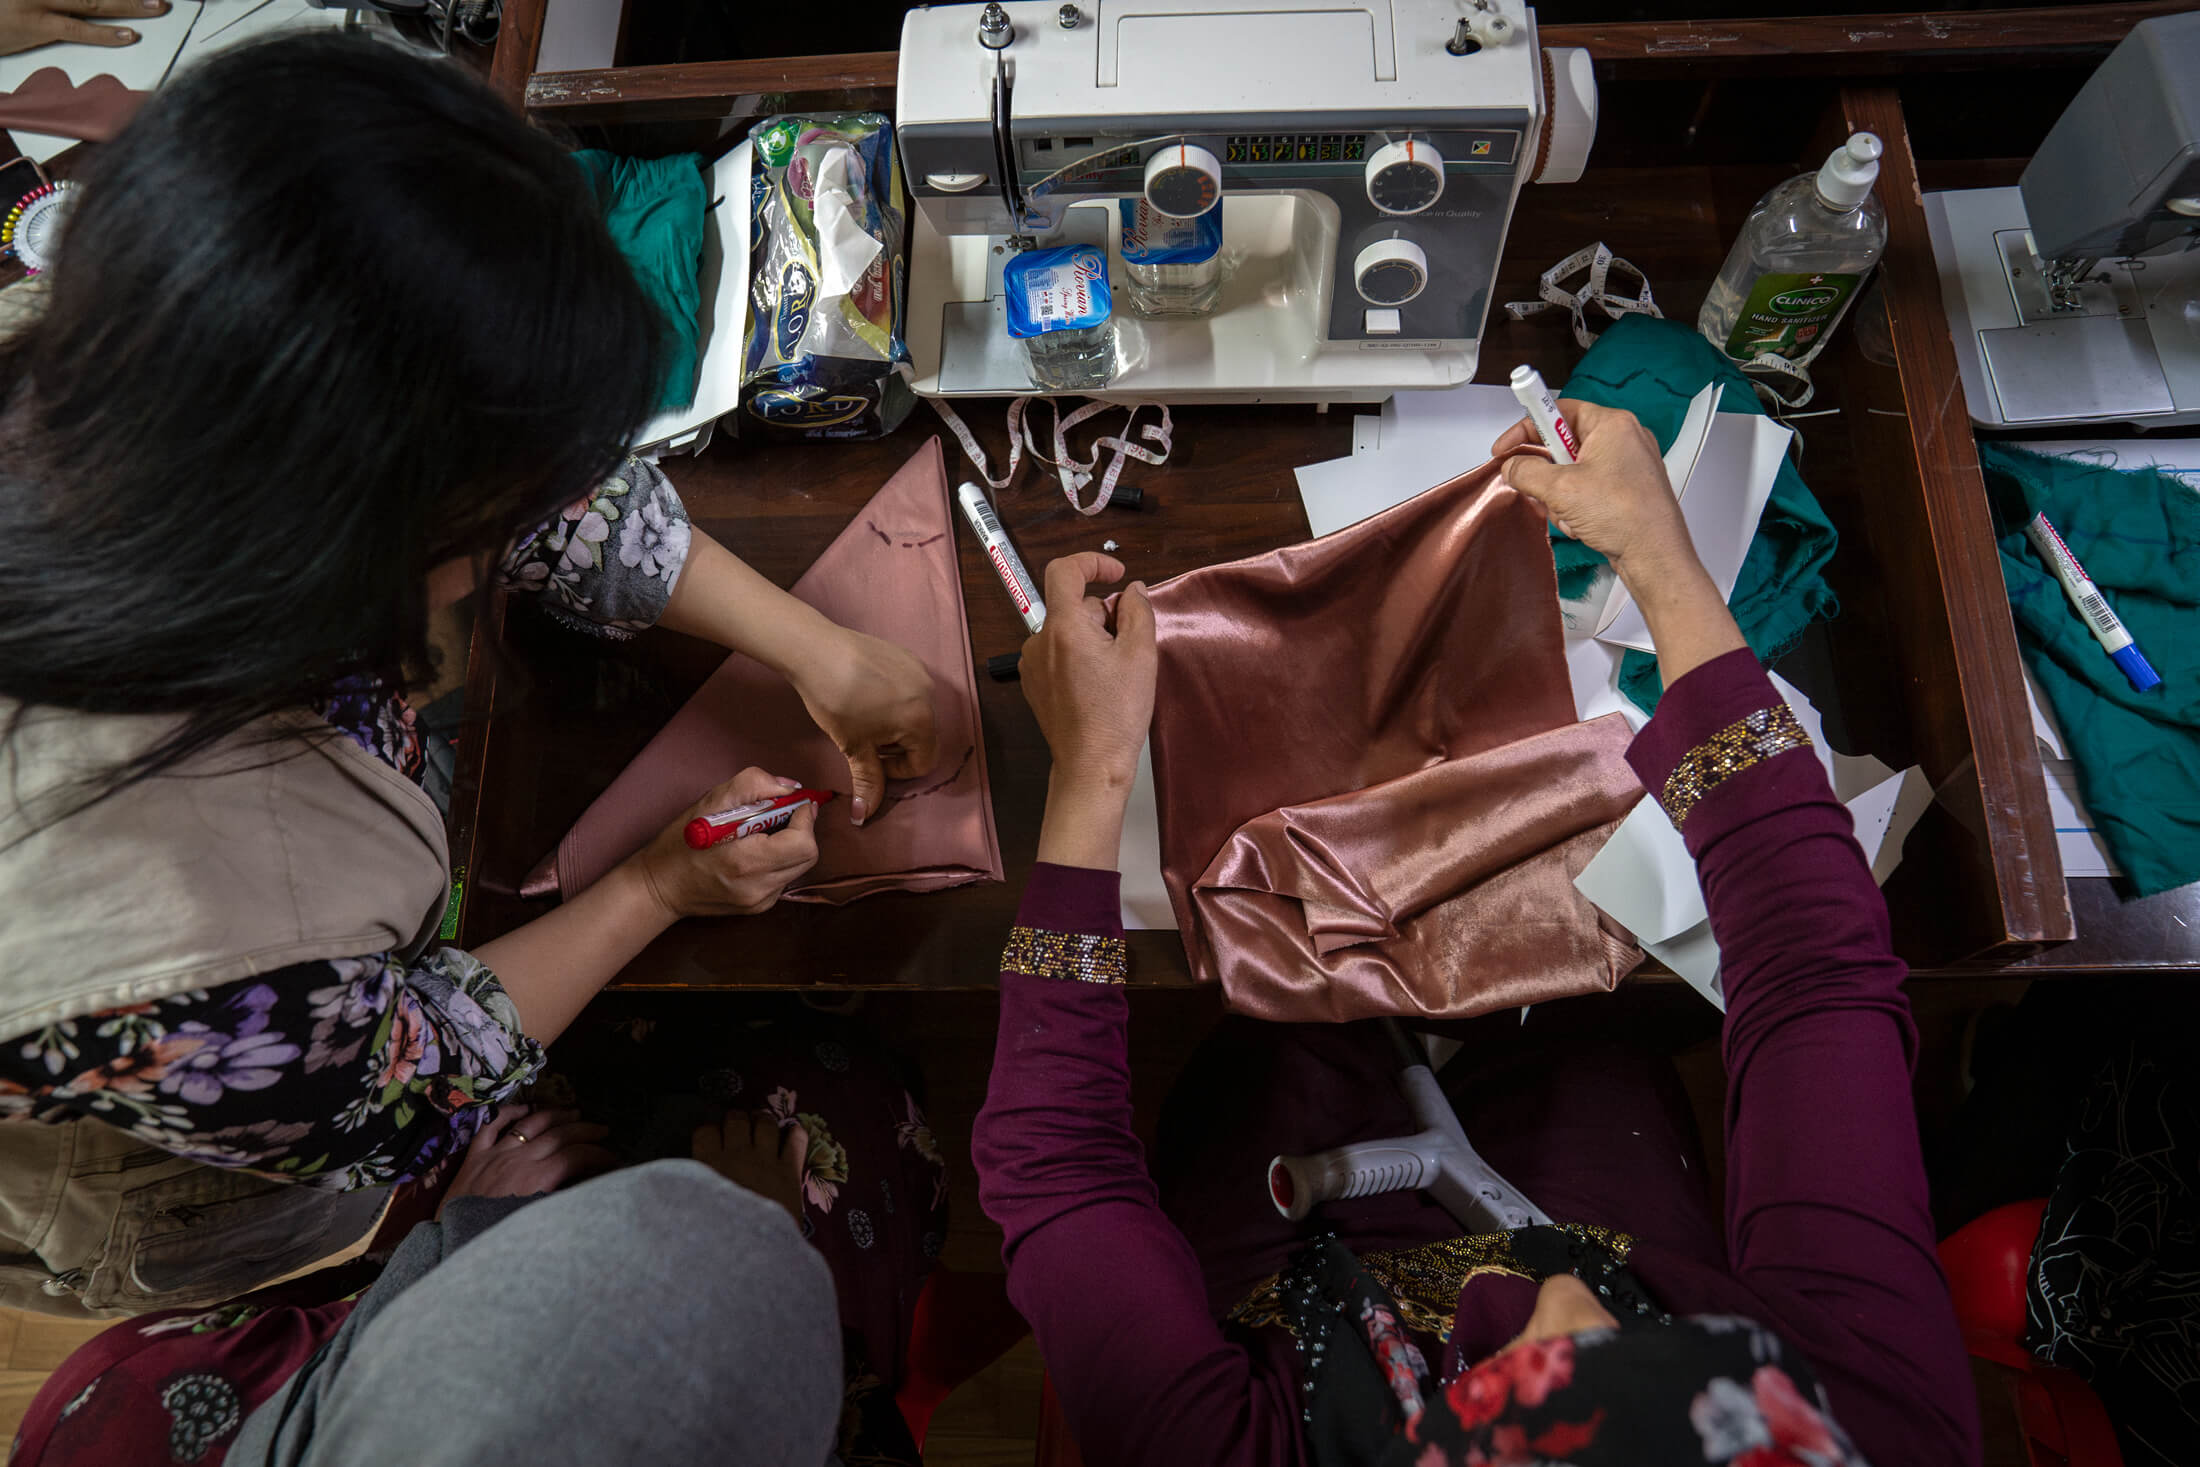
1005,244,1117,391
1119,199,1221,317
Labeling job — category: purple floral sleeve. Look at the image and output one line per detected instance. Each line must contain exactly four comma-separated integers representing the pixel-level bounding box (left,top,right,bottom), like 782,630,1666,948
0,948,543,1191
495,455,693,640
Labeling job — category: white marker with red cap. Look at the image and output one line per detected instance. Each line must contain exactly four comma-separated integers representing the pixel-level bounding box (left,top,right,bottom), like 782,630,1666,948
1509,364,1579,464
956,481,1046,633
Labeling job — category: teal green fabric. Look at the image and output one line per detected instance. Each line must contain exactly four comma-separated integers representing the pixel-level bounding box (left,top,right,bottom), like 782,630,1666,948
1554,315,1840,712
573,150,708,414
1981,441,2200,897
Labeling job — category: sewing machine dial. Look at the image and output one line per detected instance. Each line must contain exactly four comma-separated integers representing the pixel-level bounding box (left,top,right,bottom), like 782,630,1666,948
1143,143,1224,218
1365,139,1445,215
1354,238,1429,306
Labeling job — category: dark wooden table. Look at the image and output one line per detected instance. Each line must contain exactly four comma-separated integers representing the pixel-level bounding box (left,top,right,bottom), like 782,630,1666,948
451,121,2194,988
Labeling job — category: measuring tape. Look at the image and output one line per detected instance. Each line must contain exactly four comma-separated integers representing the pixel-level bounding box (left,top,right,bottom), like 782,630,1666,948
1504,240,1819,408
931,396,1174,516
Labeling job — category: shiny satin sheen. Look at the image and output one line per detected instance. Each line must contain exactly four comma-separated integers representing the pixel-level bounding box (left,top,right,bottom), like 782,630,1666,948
1149,463,1644,1021
523,438,1002,904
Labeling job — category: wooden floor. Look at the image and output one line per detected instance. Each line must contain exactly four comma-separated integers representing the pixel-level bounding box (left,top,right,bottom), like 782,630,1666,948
0,1310,114,1442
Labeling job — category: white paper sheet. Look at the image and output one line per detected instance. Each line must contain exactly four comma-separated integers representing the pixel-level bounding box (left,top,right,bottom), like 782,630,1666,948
1645,921,1724,1010
1292,384,1523,539
632,142,754,456
1597,396,1791,653
2042,757,2120,878
1576,798,1703,945
1566,635,1643,731
2023,437,2200,483
173,0,341,68
2022,665,2070,761
1574,673,1929,1011
1351,413,1381,457
189,0,281,46
0,1,200,95
1118,739,1176,929
0,0,202,159
1849,765,1935,887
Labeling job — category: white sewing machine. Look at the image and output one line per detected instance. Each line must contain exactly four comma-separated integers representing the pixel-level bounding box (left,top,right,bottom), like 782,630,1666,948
895,0,1596,403
1924,12,2200,430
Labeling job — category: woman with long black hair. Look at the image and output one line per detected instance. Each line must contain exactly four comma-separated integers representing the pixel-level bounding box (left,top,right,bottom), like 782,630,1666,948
0,33,938,1315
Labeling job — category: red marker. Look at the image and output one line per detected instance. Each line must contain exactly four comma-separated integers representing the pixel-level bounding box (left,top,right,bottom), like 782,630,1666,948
683,789,837,849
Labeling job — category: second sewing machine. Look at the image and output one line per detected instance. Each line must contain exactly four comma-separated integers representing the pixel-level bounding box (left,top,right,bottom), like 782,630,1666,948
895,0,1597,403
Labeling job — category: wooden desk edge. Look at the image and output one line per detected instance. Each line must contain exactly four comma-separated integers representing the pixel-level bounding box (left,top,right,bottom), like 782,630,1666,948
1839,84,2075,952
505,5,2187,118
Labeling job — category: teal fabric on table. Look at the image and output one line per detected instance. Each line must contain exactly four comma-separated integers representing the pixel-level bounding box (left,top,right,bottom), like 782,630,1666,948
1981,441,2200,897
1554,315,1840,712
573,149,708,414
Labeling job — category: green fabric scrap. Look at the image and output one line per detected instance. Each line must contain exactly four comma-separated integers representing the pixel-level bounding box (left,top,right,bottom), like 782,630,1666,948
1981,440,2200,897
1554,315,1840,712
572,149,708,414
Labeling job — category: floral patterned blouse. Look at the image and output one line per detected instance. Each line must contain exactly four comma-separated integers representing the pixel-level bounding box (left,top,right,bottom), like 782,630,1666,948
0,461,694,1192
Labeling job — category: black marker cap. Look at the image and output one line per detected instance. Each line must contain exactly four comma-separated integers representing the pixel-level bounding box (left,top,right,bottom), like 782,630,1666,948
987,652,1022,682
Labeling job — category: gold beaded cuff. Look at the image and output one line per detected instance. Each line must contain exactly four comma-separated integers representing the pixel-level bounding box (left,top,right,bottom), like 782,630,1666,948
1001,926,1127,985
1660,703,1812,829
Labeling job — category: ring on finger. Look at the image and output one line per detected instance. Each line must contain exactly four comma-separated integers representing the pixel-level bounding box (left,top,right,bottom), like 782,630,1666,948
506,1129,532,1145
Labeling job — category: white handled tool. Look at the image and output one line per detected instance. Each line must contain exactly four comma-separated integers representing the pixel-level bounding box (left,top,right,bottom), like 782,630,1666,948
1267,1020,1549,1233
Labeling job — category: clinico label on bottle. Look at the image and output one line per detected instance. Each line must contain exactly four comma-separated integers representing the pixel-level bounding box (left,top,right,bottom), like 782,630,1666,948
1721,271,1860,361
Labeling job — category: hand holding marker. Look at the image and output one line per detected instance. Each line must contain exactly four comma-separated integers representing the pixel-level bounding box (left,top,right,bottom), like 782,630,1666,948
1509,365,1578,464
684,789,838,849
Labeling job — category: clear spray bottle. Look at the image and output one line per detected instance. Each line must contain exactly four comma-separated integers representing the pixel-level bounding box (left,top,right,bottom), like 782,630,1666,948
1699,133,1886,369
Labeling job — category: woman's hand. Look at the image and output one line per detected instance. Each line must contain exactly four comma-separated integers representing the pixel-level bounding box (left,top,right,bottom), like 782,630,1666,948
1491,398,1701,590
1492,398,1745,685
1021,553,1155,870
0,0,159,55
791,626,941,826
692,1111,808,1224
656,531,939,825
632,767,820,920
437,1104,618,1217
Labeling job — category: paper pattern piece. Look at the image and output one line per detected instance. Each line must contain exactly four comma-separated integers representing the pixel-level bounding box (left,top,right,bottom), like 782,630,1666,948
1594,386,1791,652
1118,740,1174,929
527,438,1002,905
1293,383,1523,539
1573,670,1930,1012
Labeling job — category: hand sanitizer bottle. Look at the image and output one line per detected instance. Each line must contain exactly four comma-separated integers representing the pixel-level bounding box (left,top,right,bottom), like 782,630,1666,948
1699,133,1887,369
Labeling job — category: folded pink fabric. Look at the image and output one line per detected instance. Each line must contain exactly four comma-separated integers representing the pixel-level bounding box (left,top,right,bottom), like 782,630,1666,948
0,69,140,144
524,437,1002,904
1148,461,1645,1022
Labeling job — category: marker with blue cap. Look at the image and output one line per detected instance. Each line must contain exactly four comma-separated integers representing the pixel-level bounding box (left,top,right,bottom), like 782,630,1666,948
2024,512,2162,694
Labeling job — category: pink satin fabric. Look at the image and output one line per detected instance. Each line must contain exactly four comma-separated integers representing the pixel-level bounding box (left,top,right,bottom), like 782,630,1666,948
523,437,1002,904
0,69,140,145
1149,462,1644,1021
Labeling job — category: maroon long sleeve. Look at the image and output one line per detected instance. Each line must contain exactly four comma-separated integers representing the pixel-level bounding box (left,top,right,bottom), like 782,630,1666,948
1624,648,1977,1460
975,648,1976,1467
